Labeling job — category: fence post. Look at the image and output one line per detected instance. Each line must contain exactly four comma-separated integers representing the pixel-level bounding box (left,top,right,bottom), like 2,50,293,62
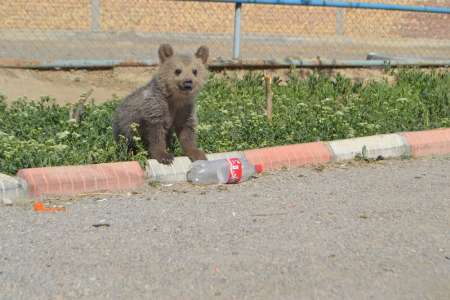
264,73,273,122
233,2,242,59
91,0,101,32
336,9,345,36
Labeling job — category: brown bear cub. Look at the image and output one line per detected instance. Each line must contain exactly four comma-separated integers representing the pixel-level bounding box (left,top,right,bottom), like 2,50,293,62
112,44,209,165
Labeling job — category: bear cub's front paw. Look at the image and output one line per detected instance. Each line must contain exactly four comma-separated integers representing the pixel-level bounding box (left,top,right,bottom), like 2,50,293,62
154,152,175,165
188,149,207,162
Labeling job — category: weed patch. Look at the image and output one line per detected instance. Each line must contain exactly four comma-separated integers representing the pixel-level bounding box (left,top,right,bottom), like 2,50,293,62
0,68,448,174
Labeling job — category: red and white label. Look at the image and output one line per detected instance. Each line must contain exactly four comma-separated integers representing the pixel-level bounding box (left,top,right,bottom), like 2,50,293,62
226,158,243,184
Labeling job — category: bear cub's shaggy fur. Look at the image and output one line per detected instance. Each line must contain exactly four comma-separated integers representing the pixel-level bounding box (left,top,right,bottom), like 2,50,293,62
112,44,209,165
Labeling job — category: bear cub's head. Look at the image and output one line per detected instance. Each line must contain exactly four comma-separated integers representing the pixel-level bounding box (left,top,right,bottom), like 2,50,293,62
158,44,209,98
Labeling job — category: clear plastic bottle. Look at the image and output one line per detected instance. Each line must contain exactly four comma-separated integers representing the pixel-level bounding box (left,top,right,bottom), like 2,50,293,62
186,158,264,185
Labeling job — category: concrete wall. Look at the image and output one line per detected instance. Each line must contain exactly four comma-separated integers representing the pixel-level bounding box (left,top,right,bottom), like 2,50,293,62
1,0,449,39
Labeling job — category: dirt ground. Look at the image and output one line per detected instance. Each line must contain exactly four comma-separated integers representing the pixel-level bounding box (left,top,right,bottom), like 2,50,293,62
0,67,400,104
0,67,157,104
1,66,448,105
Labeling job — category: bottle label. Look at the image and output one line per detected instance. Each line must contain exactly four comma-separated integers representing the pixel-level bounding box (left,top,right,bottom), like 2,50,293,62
227,158,243,184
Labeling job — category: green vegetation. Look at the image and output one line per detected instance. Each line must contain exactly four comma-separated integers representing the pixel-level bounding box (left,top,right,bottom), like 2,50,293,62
1,68,448,174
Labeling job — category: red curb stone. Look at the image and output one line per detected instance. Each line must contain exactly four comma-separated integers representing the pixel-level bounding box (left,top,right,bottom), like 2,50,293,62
244,142,333,171
401,128,450,157
17,161,145,198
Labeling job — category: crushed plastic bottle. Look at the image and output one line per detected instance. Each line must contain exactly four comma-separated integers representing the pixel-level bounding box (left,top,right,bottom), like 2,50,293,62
186,158,264,185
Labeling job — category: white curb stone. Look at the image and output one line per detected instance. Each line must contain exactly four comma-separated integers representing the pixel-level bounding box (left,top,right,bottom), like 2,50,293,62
328,133,409,161
146,151,246,183
206,151,246,161
0,173,28,205
146,157,193,183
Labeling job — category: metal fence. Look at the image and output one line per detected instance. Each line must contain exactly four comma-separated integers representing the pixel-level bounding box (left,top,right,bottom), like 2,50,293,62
0,0,449,69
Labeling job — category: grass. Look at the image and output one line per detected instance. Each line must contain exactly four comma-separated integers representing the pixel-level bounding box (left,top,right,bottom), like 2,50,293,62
0,67,449,175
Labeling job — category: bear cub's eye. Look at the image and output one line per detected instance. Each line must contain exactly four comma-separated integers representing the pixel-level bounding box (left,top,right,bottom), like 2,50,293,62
174,69,182,76
192,69,198,76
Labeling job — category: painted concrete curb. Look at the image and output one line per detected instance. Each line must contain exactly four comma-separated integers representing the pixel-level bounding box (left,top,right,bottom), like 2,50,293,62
8,127,450,200
0,173,28,205
17,161,145,198
244,142,332,170
401,128,450,157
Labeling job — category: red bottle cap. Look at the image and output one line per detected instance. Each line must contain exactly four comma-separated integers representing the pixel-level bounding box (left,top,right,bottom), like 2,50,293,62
255,164,264,173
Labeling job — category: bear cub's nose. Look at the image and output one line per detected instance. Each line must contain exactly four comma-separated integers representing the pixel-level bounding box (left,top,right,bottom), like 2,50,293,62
181,80,193,91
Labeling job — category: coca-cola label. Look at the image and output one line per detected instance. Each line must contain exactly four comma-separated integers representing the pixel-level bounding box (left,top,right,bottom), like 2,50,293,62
227,158,243,184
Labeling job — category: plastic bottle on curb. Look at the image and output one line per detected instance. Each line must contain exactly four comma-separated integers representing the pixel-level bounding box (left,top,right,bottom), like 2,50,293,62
186,158,264,185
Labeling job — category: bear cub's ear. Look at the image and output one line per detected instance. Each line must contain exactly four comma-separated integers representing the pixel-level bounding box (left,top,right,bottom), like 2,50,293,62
158,44,174,63
195,46,209,64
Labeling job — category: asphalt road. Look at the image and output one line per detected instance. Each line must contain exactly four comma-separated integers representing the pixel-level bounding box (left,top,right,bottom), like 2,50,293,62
1,156,449,300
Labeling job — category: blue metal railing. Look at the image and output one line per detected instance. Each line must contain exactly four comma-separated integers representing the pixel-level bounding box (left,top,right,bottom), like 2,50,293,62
187,0,450,14
185,0,450,59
